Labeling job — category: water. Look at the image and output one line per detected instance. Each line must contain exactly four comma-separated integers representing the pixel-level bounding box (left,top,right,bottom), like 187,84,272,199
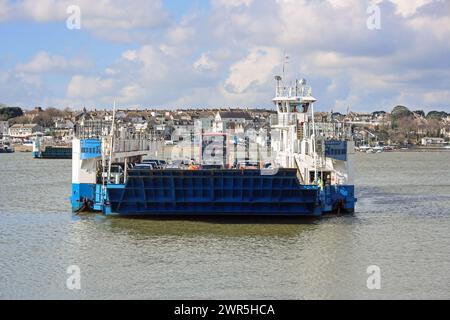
1,152,449,299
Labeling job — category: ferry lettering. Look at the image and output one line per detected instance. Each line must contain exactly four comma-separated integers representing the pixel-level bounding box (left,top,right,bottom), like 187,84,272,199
174,304,208,318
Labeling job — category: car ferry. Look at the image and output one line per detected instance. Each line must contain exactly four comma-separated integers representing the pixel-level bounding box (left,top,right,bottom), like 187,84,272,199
71,77,356,217
32,136,72,159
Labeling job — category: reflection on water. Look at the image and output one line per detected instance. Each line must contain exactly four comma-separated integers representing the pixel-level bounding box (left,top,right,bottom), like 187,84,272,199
1,152,450,299
104,216,320,238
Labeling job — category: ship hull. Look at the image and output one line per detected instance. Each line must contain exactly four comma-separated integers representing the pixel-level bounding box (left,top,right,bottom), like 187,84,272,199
33,147,72,159
72,169,356,217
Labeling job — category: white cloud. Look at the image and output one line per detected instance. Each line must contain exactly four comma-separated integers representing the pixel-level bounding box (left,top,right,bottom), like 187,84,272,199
408,15,450,43
389,0,435,17
123,45,170,79
0,70,45,106
1,0,450,111
424,90,450,105
1,0,168,31
212,0,253,8
67,75,116,99
194,53,218,72
119,84,145,103
122,50,138,62
225,47,281,93
105,68,119,76
16,51,91,73
0,0,10,21
167,26,195,44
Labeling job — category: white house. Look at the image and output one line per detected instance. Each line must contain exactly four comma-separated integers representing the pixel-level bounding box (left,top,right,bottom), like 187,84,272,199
195,111,215,132
213,111,253,133
54,118,74,130
9,124,43,139
421,137,445,146
134,122,148,133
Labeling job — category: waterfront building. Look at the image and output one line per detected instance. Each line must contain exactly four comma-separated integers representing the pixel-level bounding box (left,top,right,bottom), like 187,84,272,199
421,137,445,146
213,110,253,133
9,124,43,139
0,121,9,138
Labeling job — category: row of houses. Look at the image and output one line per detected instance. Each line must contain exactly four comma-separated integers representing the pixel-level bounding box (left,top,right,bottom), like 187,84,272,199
1,122,65,140
1,116,74,140
1,107,276,143
75,108,275,141
5,106,448,144
6,123,44,139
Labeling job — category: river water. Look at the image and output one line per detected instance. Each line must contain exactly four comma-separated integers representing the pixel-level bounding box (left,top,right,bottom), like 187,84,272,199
1,151,449,299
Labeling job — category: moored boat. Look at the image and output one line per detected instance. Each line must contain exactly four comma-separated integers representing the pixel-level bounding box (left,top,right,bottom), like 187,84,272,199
32,136,71,159
0,139,14,153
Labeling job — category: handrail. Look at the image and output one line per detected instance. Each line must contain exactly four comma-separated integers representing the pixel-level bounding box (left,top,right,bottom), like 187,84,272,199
294,155,305,184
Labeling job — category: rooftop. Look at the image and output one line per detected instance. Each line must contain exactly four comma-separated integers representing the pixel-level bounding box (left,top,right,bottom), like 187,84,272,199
218,111,253,120
10,123,40,128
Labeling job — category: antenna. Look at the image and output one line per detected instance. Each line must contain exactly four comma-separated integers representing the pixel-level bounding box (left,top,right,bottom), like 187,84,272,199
282,51,289,80
311,101,318,184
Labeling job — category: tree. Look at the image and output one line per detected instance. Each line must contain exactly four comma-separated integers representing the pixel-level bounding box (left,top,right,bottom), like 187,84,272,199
62,107,73,118
8,115,31,125
391,106,412,120
34,113,54,127
426,118,442,137
44,107,64,118
413,110,425,118
426,111,447,120
0,105,24,121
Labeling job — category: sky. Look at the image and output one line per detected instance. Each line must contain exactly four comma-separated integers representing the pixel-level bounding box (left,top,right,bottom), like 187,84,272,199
0,0,449,113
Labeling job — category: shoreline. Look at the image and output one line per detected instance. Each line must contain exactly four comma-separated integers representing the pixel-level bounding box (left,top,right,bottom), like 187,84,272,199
358,147,450,153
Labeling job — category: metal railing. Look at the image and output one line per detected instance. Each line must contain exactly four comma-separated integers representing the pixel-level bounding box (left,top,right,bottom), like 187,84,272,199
275,85,312,98
74,120,112,139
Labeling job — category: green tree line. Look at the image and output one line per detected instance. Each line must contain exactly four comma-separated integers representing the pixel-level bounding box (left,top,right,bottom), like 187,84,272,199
0,104,23,121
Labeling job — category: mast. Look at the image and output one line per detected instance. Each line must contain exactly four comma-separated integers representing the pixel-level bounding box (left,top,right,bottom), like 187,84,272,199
311,101,318,184
282,51,289,82
107,102,116,183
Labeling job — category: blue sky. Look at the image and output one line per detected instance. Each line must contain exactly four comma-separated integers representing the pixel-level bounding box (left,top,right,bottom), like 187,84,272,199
0,0,449,112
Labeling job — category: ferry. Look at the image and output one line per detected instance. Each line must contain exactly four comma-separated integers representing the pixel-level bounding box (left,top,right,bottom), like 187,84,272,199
71,78,356,217
32,136,72,159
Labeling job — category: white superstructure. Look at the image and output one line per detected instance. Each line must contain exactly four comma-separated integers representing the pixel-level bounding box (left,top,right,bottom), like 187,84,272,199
270,77,355,186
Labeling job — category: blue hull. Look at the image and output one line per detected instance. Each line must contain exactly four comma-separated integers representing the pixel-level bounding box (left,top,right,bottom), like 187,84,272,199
72,169,356,217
